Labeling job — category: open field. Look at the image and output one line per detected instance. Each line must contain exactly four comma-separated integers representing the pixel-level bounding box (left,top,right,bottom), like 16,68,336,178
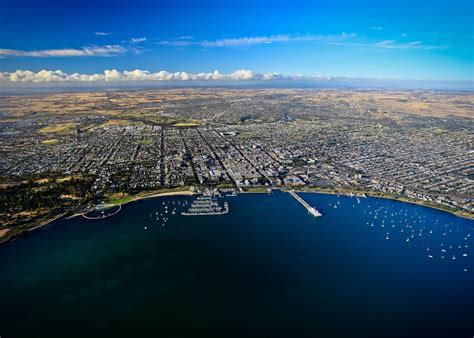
38,122,77,134
0,89,472,122
99,119,135,128
173,120,202,127
105,192,133,205
41,138,59,145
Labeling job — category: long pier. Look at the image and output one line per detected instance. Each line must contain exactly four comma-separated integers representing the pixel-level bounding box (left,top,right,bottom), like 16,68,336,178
288,190,322,217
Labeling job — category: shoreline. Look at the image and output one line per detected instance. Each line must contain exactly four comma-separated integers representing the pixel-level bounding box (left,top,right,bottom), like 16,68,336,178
1,190,195,245
106,190,195,208
69,187,474,222
0,209,71,245
288,187,474,221
68,190,195,219
1,187,472,245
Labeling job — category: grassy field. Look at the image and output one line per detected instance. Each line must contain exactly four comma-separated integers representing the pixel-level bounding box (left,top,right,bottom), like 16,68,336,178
172,120,202,127
424,127,446,134
138,138,153,145
104,188,196,206
105,192,133,205
32,175,79,184
41,138,59,145
99,119,135,128
236,132,257,139
35,178,50,184
39,123,77,134
56,175,82,183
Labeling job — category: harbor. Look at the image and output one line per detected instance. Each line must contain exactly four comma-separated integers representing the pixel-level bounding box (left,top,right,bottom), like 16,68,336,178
82,204,122,220
182,195,229,216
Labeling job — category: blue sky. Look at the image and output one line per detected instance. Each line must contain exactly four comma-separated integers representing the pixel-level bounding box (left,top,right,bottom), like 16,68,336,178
0,0,473,83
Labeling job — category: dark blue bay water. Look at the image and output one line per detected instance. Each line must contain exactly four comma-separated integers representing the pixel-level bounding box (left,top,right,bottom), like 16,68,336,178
0,191,473,338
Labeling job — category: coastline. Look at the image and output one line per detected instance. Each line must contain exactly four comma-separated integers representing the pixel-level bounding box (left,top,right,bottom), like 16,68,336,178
0,209,71,245
68,190,195,219
68,186,474,221
289,186,474,221
107,190,194,208
128,190,195,202
0,190,195,245
1,186,472,245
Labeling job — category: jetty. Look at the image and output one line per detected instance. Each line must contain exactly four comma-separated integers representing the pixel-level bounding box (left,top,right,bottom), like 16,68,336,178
288,190,322,217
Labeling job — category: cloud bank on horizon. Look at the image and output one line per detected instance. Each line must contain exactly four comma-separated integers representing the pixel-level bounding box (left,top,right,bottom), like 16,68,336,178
1,69,472,91
0,69,314,83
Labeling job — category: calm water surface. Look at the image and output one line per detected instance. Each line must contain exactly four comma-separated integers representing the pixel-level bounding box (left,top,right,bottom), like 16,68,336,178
0,191,473,338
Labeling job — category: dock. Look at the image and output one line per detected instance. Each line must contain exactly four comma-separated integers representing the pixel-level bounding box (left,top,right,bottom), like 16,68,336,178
181,195,229,216
288,190,322,217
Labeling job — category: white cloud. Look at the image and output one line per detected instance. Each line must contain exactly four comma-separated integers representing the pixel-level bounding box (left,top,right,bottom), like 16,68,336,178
94,32,112,36
158,33,447,52
130,37,147,44
158,33,357,47
1,70,470,89
374,40,448,50
370,27,383,30
330,39,448,50
228,69,254,80
0,69,311,83
0,45,129,58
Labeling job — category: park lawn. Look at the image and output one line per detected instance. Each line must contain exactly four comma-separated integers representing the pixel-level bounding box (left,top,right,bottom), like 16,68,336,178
106,192,133,205
138,138,153,145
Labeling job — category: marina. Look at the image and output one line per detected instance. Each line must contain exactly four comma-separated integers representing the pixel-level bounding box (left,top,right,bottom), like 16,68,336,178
182,195,229,216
